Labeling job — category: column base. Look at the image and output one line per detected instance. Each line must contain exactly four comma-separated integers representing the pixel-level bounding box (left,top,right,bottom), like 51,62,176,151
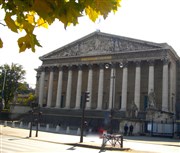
74,107,80,109
55,106,61,109
63,107,70,109
162,107,169,112
120,108,126,111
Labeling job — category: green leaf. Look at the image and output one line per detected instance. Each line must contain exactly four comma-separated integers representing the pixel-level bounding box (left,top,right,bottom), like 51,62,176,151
4,13,18,33
0,38,3,48
17,34,42,52
1,0,121,52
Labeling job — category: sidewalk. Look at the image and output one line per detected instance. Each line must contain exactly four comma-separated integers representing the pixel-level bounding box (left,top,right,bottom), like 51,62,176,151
0,125,179,152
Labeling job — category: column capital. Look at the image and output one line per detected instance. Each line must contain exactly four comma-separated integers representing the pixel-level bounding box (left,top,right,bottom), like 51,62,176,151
111,62,116,68
88,64,93,69
49,66,55,72
39,66,46,72
99,63,104,69
162,57,170,65
77,64,82,70
68,65,72,70
122,61,128,68
148,60,155,66
57,65,64,71
135,61,141,67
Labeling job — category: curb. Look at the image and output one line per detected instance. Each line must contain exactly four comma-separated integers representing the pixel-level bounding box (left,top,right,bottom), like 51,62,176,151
65,142,131,151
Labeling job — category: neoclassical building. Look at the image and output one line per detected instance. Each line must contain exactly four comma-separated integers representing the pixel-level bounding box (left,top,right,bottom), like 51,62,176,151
36,31,180,134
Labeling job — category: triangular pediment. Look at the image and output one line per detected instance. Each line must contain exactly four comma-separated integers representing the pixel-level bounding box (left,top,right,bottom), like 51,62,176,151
40,31,165,60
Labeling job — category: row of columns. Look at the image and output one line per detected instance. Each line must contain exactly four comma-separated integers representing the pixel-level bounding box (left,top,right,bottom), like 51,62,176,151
38,59,169,111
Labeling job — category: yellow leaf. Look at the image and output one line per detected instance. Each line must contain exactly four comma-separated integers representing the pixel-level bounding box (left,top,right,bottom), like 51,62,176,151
0,38,3,48
26,14,35,25
37,18,48,28
85,6,100,22
4,13,18,33
15,20,24,32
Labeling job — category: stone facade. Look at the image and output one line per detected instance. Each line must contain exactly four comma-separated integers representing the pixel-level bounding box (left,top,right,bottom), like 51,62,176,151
36,31,180,135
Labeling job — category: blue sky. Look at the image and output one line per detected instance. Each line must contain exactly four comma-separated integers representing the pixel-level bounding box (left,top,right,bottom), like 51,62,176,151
0,0,180,88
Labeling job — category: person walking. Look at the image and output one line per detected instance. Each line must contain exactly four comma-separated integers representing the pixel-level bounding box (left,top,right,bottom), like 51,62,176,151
124,124,128,136
129,124,134,136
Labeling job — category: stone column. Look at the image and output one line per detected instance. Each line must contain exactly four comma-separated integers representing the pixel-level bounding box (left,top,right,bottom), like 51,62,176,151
162,58,169,111
148,60,154,93
170,61,176,112
75,65,82,109
47,67,54,107
38,67,45,107
55,66,63,108
97,64,104,110
86,65,93,109
134,61,141,110
65,66,72,109
121,62,128,111
108,64,116,110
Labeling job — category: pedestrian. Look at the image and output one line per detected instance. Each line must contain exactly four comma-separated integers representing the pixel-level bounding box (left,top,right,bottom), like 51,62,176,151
129,124,134,136
124,124,128,136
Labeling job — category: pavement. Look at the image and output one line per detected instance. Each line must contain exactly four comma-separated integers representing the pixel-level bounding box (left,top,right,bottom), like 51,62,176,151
0,124,180,152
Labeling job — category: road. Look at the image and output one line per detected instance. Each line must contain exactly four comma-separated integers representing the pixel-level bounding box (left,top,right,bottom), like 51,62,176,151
1,135,180,153
1,135,121,153
0,125,179,153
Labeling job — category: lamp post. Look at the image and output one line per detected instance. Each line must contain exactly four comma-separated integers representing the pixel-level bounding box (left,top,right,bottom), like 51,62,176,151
80,91,90,143
105,62,123,134
1,69,7,109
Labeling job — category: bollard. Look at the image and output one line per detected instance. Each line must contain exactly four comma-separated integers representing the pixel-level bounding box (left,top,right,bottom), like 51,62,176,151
46,124,49,131
12,121,15,128
121,135,123,148
88,128,92,133
28,122,31,129
77,128,81,135
66,126,70,134
4,121,7,127
19,121,23,128
56,125,60,132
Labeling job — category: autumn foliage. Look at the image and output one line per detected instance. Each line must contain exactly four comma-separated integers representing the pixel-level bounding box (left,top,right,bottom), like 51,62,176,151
0,0,121,52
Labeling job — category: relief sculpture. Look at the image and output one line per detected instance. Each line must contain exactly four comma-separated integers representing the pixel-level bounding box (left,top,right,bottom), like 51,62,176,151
45,32,161,59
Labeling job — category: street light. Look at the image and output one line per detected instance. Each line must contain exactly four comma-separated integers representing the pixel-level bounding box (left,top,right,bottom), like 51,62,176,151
105,62,123,134
1,69,7,110
80,91,90,143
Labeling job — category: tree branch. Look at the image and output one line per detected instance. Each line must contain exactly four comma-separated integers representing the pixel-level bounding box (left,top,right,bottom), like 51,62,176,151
0,22,6,27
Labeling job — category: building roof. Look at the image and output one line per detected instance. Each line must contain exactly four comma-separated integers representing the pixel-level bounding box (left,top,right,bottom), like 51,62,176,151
39,31,179,64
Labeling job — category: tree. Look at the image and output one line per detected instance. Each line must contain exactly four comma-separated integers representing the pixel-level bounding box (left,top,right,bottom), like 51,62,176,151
0,0,121,52
18,82,30,94
0,63,26,109
17,82,36,105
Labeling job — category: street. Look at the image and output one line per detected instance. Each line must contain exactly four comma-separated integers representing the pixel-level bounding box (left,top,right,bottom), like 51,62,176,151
1,135,119,153
0,125,179,153
1,135,180,153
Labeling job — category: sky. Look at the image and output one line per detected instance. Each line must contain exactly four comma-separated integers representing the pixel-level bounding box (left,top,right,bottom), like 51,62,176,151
0,0,180,88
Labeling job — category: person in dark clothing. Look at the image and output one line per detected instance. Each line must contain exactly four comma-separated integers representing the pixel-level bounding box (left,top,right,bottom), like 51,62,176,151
124,124,128,136
129,124,134,136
